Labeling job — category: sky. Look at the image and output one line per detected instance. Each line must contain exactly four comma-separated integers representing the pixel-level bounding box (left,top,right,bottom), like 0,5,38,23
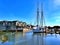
0,0,60,26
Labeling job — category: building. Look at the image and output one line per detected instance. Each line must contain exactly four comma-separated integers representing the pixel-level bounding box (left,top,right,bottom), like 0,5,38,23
0,20,27,31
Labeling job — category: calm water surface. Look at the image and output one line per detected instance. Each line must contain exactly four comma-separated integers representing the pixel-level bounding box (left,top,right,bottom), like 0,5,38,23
15,31,60,45
0,32,15,45
0,31,60,45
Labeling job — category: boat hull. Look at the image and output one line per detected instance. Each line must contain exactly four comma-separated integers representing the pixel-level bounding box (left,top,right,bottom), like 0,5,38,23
33,29,45,33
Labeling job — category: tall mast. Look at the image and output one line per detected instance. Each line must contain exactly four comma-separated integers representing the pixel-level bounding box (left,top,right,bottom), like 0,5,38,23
37,0,39,27
40,2,44,29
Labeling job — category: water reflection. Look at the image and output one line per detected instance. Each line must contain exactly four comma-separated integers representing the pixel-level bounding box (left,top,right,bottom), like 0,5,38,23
0,32,15,45
45,34,60,45
0,32,60,45
15,32,60,45
16,32,40,45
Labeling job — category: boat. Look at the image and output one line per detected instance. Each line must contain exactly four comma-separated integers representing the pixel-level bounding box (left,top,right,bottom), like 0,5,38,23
33,27,45,33
33,0,45,33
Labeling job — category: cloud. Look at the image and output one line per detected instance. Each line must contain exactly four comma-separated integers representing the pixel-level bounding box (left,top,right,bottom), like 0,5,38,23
48,12,60,26
54,15,60,23
55,16,60,19
55,20,60,22
53,0,60,6
55,16,60,23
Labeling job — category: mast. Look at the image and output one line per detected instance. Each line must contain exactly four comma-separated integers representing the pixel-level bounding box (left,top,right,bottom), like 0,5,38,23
37,0,39,28
36,0,45,30
40,2,44,30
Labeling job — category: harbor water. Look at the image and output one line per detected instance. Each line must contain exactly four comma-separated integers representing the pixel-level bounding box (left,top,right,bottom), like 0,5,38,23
0,31,60,45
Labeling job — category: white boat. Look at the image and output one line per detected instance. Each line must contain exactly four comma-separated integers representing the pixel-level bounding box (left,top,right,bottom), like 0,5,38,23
33,27,45,33
33,0,45,33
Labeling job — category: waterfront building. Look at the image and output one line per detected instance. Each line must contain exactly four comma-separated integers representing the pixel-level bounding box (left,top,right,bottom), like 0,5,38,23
0,20,27,31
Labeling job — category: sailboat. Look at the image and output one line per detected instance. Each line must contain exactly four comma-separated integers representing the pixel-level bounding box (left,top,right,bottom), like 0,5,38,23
33,1,45,33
